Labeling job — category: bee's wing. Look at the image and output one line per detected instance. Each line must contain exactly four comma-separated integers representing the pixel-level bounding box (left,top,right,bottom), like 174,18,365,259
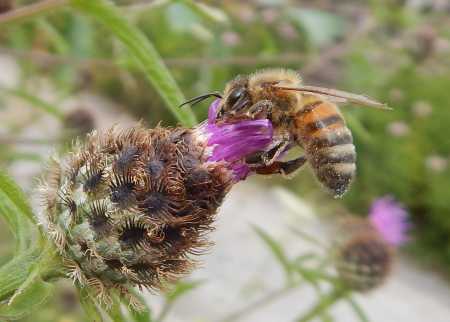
273,85,391,110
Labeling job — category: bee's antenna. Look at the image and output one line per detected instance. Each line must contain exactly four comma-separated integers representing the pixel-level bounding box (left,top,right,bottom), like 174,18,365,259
274,85,391,110
179,92,223,108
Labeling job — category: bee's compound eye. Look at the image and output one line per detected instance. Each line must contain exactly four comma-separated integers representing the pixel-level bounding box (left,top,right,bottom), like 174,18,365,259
226,87,246,108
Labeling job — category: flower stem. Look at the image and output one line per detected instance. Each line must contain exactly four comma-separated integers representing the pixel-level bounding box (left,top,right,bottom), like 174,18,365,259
0,242,62,302
295,286,348,322
0,0,68,26
217,285,298,322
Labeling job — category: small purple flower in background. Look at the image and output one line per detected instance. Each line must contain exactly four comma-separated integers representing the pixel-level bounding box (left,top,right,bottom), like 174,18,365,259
369,196,410,246
425,154,448,173
261,8,278,24
386,121,410,137
277,22,298,40
221,31,240,47
412,100,432,118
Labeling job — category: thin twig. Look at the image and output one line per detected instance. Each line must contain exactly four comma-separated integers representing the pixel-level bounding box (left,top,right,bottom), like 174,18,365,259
295,286,347,322
154,299,174,322
0,46,307,68
0,0,68,26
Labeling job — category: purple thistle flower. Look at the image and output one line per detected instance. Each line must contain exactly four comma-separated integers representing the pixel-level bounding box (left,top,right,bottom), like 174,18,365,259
196,99,273,181
369,196,410,246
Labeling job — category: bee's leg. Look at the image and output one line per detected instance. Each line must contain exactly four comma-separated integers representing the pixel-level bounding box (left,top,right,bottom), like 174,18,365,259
245,100,273,119
246,140,286,165
261,140,290,165
252,155,307,176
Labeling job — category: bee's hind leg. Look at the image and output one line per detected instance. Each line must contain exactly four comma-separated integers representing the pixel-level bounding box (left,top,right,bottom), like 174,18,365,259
250,155,307,177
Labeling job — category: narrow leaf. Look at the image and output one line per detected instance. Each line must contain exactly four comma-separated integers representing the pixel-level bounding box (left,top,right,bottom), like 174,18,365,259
166,280,203,303
78,288,104,322
346,296,370,322
0,278,54,320
0,250,40,300
0,87,64,119
180,0,229,25
290,227,327,249
0,170,35,251
0,170,35,224
70,0,197,126
252,225,293,281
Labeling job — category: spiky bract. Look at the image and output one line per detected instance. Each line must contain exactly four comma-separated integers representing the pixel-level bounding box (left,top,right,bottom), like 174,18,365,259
39,125,233,306
334,220,393,292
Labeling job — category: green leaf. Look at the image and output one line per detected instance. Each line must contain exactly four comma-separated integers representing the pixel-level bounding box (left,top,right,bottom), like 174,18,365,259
78,288,104,322
126,288,153,322
0,250,40,300
0,170,35,224
179,0,229,25
289,227,327,249
0,87,64,119
344,112,373,145
70,0,197,126
0,278,54,320
346,296,370,322
36,18,70,54
252,225,293,282
287,8,346,48
166,280,203,303
0,170,36,251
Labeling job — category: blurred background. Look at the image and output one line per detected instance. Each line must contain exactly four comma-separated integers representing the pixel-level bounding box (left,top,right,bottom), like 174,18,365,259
0,0,449,321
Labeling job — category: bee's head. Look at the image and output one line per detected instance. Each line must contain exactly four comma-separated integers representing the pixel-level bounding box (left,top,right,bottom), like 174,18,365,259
217,75,252,120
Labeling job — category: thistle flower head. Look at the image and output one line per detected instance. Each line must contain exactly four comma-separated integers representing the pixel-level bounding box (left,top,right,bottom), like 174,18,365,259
369,196,410,246
38,111,273,307
335,232,393,292
333,215,397,292
0,0,13,13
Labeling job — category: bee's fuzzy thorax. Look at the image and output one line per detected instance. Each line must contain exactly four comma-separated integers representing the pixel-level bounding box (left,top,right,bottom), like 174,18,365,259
246,68,302,112
248,68,302,88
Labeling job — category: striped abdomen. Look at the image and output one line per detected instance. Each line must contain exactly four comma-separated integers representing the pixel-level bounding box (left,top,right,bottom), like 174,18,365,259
293,98,356,197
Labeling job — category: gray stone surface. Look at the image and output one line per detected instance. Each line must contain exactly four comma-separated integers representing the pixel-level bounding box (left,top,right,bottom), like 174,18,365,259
148,182,450,322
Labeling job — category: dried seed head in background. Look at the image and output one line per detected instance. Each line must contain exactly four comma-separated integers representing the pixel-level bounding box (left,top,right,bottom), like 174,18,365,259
335,228,393,292
38,101,273,307
334,197,409,292
0,0,13,14
63,108,96,137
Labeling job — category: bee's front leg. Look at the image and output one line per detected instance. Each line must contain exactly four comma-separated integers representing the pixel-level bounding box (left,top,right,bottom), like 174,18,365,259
245,100,273,119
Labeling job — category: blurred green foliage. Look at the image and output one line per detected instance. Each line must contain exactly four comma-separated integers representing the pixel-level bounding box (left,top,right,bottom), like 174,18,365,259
337,1,450,269
0,0,450,320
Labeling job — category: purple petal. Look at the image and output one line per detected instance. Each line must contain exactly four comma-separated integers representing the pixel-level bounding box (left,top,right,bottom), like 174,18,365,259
208,99,221,124
369,196,411,246
203,99,274,180
230,163,251,181
207,120,273,162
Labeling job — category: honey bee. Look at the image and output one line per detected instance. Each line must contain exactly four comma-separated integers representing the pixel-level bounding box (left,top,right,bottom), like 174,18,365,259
182,69,388,197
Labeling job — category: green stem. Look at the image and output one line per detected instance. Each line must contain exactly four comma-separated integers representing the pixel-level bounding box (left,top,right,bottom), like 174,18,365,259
295,286,348,322
0,242,62,301
0,0,68,26
218,285,297,322
70,0,197,126
154,299,173,322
